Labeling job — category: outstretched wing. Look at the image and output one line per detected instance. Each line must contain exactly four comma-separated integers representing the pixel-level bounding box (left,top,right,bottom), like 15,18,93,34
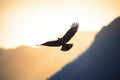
40,22,79,48
61,23,79,42
41,40,62,46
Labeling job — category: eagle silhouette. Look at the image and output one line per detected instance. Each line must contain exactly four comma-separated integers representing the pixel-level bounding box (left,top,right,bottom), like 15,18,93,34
41,23,79,51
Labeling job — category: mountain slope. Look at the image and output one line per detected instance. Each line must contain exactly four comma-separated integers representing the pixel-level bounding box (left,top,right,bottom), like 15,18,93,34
49,17,120,80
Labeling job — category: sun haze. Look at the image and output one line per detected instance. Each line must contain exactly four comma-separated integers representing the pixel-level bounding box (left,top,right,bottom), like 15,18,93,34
0,0,120,48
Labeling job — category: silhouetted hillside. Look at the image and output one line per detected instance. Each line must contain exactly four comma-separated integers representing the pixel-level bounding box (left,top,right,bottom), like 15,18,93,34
0,48,9,61
0,32,96,80
49,17,120,80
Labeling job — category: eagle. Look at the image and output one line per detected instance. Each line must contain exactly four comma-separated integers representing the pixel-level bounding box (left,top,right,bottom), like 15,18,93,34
40,23,79,51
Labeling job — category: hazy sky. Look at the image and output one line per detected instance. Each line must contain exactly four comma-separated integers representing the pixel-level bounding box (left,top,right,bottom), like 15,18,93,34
0,1,120,79
0,0,120,48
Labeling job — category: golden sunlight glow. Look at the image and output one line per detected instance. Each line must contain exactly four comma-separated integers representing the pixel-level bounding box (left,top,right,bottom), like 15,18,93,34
0,0,120,48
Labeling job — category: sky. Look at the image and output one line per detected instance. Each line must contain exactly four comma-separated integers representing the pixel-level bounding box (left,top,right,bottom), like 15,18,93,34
0,0,120,48
0,1,120,79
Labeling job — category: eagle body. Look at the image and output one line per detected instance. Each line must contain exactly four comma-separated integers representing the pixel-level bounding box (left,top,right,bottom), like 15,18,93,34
41,23,79,51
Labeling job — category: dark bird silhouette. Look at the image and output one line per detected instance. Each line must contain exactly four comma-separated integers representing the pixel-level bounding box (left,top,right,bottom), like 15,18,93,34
41,23,79,51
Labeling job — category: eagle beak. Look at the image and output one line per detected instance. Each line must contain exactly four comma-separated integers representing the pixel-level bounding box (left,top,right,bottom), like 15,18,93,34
41,43,46,46
41,43,44,45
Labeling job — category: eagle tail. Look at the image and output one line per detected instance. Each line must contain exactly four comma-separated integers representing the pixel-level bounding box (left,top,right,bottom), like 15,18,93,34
61,44,73,51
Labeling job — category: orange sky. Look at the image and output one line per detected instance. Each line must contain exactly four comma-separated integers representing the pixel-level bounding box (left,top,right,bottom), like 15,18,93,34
0,0,120,48
0,1,120,79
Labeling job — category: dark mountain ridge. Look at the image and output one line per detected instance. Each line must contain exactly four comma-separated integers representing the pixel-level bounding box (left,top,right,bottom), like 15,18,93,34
49,17,120,80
